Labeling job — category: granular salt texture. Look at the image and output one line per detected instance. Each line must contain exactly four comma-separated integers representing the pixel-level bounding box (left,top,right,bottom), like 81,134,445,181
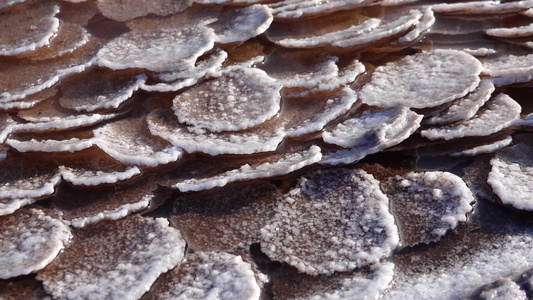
96,0,192,22
359,49,482,109
51,180,158,228
486,23,533,38
59,68,147,112
322,106,422,165
0,209,70,279
6,137,95,153
424,78,495,125
147,251,261,300
260,168,399,275
421,93,521,141
381,171,474,246
487,143,533,211
211,5,273,44
432,0,533,15
93,116,183,167
477,278,527,300
59,165,141,187
37,215,186,300
97,25,215,72
147,109,286,155
282,88,359,137
480,52,533,86
268,0,368,20
173,145,321,192
172,181,280,253
0,1,59,56
450,135,513,157
172,65,281,132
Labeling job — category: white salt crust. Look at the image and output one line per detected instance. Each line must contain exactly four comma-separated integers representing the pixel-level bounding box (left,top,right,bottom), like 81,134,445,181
0,172,61,202
0,114,16,143
174,145,322,192
0,209,71,279
0,2,59,56
425,78,495,125
322,106,422,165
359,49,482,109
0,0,28,9
152,251,261,300
260,168,399,275
421,93,521,141
481,53,533,86
268,0,367,20
478,278,527,300
38,216,186,300
96,0,193,22
432,0,533,15
486,23,533,38
147,109,286,156
13,112,118,133
488,143,533,211
97,26,216,72
213,5,273,44
382,171,474,246
93,116,183,167
393,7,435,45
6,138,95,153
450,135,513,157
172,65,281,132
59,166,141,186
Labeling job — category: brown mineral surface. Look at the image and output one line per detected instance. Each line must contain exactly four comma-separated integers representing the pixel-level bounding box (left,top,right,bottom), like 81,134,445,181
1,0,533,299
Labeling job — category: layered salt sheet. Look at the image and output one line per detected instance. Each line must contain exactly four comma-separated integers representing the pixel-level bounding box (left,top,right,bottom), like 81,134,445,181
146,251,261,300
37,216,186,300
480,52,533,86
260,168,399,275
381,171,474,247
96,0,193,22
0,209,70,279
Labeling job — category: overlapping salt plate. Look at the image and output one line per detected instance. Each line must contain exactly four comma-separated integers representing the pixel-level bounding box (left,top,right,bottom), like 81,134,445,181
94,116,183,167
322,106,422,165
16,22,89,61
148,251,261,300
96,0,193,22
173,65,281,132
97,25,216,72
487,143,533,211
172,181,280,253
388,7,435,47
59,165,141,186
147,109,286,155
52,180,158,228
381,171,474,246
480,52,533,86
6,137,95,153
174,145,321,192
211,5,273,44
424,78,495,125
421,93,521,141
0,1,59,56
260,168,399,275
37,216,186,300
0,114,16,143
432,0,533,15
451,135,513,157
0,0,27,9
486,23,533,38
0,87,57,112
0,209,70,279
359,49,482,109
477,278,527,300
268,0,369,20
282,88,359,137
58,68,146,112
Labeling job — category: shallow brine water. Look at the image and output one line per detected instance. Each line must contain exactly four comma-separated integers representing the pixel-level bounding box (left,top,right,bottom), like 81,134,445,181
1,0,533,299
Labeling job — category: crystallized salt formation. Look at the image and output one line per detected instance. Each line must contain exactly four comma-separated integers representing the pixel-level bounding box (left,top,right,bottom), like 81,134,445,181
172,65,281,132
38,216,186,300
269,0,368,20
97,25,215,72
421,93,521,141
147,251,261,300
487,143,533,211
94,116,183,167
59,68,147,112
6,137,94,153
477,278,527,300
59,165,141,186
451,135,513,157
147,109,286,155
0,1,59,56
381,171,474,246
359,49,482,109
260,168,399,275
432,0,533,15
486,23,533,38
480,52,533,86
322,106,422,165
0,209,70,279
96,0,192,22
211,5,273,44
172,181,280,253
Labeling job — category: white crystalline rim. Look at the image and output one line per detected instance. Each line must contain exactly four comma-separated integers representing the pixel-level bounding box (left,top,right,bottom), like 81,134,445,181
450,135,513,157
59,166,141,186
0,198,34,216
68,194,152,228
394,7,435,44
214,4,273,44
173,145,322,192
0,209,71,279
0,172,61,200
269,0,366,20
486,23,533,38
14,113,117,132
481,53,533,86
6,138,95,153
0,0,28,9
432,0,533,14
